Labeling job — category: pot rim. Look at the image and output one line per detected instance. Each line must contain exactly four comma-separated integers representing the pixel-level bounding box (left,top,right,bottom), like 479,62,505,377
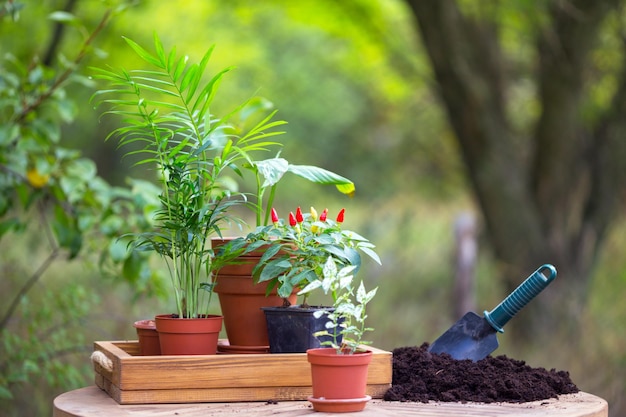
261,305,334,310
133,319,156,329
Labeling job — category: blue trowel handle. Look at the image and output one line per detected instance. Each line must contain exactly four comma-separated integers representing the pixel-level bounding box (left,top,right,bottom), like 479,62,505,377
483,264,557,333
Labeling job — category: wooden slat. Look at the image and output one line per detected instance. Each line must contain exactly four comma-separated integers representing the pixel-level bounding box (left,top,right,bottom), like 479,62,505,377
113,384,390,405
54,386,609,417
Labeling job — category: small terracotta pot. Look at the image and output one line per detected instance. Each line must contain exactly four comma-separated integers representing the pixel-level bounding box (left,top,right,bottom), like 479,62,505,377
154,314,222,355
306,348,373,412
133,319,161,356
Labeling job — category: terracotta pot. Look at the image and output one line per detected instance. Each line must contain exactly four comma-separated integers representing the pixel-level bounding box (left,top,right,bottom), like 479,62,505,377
212,238,296,349
133,319,161,356
262,306,338,353
154,314,222,355
306,348,373,412
213,274,296,347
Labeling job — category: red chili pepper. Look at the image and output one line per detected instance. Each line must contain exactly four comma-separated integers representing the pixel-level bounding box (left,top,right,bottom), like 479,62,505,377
295,206,304,223
319,208,328,221
289,212,297,227
336,208,345,223
271,208,279,224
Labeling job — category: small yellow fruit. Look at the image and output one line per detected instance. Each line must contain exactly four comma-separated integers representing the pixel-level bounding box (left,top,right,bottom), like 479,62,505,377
26,169,50,188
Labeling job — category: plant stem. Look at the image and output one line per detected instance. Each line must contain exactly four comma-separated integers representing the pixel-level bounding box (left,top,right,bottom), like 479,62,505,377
263,184,278,226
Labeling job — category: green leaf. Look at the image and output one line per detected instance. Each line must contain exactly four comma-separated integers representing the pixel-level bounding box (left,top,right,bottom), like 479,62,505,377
123,36,162,68
48,11,78,24
0,124,19,145
185,44,215,99
287,164,355,196
153,32,167,64
258,259,291,283
255,158,289,188
52,205,83,258
298,280,322,295
66,158,97,181
122,251,143,282
172,54,188,82
192,66,234,114
359,246,382,265
56,98,77,122
180,64,199,97
108,239,129,262
277,281,293,298
22,359,38,373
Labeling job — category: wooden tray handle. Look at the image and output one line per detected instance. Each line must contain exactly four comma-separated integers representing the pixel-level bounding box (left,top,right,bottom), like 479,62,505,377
90,351,113,372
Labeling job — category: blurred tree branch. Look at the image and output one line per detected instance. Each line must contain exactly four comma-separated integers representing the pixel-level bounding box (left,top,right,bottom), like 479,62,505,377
42,0,78,66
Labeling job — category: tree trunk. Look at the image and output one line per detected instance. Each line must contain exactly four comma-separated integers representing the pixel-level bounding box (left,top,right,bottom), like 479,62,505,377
404,0,626,343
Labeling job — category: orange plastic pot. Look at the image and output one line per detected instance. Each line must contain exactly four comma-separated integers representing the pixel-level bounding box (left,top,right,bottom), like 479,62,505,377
154,314,222,355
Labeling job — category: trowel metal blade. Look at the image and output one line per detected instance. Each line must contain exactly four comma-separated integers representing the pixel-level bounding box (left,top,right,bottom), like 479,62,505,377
427,312,499,361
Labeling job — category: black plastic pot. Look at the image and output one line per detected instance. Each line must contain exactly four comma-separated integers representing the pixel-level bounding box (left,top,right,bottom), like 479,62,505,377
261,305,341,353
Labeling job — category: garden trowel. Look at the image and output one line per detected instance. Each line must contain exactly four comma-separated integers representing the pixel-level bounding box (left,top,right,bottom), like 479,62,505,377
428,264,557,361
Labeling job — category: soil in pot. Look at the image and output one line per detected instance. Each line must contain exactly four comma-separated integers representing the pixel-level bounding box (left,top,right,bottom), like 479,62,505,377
384,343,579,403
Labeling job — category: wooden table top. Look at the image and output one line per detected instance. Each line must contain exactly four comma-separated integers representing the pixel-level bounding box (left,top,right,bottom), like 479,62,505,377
53,386,608,417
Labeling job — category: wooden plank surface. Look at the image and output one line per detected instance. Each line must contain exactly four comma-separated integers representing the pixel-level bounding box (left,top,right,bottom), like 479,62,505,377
53,386,608,417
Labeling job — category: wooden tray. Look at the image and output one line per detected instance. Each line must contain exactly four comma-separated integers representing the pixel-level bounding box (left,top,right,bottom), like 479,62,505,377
92,340,392,405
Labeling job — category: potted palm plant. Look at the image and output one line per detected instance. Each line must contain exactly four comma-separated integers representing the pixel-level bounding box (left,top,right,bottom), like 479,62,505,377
249,206,380,354
92,33,356,354
91,33,292,355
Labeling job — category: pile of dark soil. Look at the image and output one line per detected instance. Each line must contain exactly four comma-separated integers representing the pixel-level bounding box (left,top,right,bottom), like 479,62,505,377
384,344,579,403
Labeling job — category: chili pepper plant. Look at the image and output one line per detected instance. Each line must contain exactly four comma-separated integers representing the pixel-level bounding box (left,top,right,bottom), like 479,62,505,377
248,206,381,306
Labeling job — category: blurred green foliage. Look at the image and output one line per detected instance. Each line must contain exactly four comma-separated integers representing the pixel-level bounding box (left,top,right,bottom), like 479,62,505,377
0,2,167,414
0,1,624,416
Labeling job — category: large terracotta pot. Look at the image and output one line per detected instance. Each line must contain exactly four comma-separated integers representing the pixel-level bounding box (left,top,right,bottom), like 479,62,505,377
154,314,222,355
212,238,296,350
213,274,295,348
133,319,161,356
306,348,373,412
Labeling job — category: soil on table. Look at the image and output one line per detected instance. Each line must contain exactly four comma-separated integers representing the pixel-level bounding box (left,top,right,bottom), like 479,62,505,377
384,343,579,403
